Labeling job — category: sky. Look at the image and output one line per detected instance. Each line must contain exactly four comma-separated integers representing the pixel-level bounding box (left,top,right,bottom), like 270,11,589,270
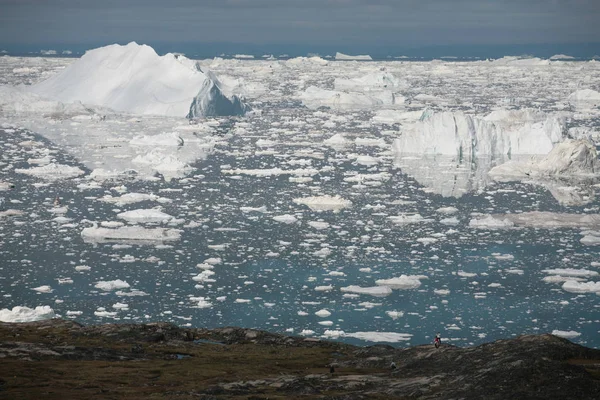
1,0,599,55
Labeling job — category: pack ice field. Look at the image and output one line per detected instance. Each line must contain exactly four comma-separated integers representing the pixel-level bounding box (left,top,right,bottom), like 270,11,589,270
0,44,599,347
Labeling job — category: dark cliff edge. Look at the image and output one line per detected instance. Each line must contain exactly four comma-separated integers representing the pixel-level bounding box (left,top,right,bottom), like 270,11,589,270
1,319,599,399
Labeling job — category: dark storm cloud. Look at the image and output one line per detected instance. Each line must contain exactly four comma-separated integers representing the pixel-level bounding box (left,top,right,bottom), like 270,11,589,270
0,0,598,46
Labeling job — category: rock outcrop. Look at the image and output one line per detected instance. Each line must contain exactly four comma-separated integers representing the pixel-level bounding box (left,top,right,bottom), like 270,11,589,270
1,319,599,399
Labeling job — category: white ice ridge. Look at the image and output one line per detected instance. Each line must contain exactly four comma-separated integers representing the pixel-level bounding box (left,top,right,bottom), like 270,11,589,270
489,139,598,179
334,52,373,61
29,42,248,118
0,306,56,322
469,212,600,230
81,223,182,244
293,195,352,212
393,109,565,156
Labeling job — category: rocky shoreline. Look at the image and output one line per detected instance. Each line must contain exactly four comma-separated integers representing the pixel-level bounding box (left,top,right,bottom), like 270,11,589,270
1,319,599,399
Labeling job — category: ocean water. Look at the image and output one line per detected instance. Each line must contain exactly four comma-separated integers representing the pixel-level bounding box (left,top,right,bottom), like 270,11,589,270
2,125,599,348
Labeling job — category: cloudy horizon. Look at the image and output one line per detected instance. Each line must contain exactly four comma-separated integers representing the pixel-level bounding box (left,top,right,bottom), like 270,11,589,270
2,0,599,47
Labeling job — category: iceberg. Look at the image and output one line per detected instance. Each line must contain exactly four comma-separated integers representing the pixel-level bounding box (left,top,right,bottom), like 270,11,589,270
0,306,56,322
335,52,373,61
293,195,352,213
489,139,598,179
393,109,565,157
299,86,394,110
29,42,248,118
568,89,600,111
81,223,182,244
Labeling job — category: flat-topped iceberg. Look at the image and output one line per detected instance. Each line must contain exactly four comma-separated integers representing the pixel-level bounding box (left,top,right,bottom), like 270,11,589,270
335,52,373,61
393,109,565,156
30,42,248,118
299,86,394,110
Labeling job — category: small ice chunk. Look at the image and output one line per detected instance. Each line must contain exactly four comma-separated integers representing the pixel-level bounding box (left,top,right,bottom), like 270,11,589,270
315,309,331,317
273,214,298,224
551,330,581,339
31,285,53,293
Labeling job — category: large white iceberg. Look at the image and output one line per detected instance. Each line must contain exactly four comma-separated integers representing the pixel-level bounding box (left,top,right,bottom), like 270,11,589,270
393,109,565,156
29,42,248,118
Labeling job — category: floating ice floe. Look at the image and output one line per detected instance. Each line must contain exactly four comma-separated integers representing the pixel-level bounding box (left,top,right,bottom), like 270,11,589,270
551,330,582,339
376,275,425,289
293,195,352,213
99,193,172,206
340,285,393,297
15,163,85,180
308,221,330,230
323,133,351,147
117,209,183,224
315,309,331,317
81,224,182,244
542,268,599,278
562,280,600,294
0,209,23,218
385,310,404,320
95,280,130,291
0,306,56,322
388,214,433,225
31,285,53,293
272,214,298,224
29,42,248,118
